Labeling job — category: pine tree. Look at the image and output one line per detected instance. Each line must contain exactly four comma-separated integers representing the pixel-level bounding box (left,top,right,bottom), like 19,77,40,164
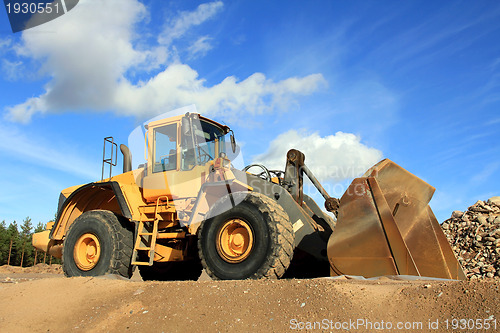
34,222,45,233
20,217,33,267
6,221,20,265
0,217,65,267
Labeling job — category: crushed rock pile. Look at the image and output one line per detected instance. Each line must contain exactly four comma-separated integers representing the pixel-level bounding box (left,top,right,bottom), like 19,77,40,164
441,197,500,280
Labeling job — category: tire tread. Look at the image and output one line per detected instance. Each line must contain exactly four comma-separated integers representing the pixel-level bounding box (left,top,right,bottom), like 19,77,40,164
62,210,134,278
198,192,294,280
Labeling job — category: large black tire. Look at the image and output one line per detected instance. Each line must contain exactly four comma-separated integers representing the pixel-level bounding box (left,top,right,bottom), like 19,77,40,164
138,260,203,281
62,210,134,278
198,192,294,280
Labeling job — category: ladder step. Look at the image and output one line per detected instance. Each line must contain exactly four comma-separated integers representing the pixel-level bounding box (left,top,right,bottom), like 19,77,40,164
157,232,186,239
132,197,164,267
139,206,176,214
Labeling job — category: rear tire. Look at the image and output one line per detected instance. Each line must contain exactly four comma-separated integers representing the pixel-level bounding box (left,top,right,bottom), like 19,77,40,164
198,192,294,280
62,210,134,278
138,260,202,281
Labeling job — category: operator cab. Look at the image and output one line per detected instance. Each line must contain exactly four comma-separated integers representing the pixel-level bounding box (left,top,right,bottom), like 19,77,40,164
142,113,232,202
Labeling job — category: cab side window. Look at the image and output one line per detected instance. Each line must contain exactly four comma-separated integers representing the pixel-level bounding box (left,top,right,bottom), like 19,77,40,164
153,124,177,173
181,133,196,171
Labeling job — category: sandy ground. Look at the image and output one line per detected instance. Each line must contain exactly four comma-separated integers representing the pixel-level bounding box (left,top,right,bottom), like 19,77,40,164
0,264,498,333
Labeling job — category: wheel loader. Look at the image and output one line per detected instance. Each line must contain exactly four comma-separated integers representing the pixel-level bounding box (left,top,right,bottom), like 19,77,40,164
32,111,465,281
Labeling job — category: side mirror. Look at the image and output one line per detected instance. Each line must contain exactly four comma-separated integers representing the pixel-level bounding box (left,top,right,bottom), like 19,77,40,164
182,117,191,136
230,131,236,153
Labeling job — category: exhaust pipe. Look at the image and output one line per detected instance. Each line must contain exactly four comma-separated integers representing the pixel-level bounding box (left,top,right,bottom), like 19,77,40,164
120,144,132,173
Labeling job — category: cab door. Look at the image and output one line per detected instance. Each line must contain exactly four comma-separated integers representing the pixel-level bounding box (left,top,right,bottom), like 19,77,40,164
142,118,211,202
142,121,179,202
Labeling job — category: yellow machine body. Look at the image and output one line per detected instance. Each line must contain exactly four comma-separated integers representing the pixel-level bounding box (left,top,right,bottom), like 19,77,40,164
33,112,465,281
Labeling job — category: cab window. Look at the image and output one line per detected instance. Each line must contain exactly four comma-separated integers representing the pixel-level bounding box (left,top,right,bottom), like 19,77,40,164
153,124,177,173
193,121,225,164
180,120,225,170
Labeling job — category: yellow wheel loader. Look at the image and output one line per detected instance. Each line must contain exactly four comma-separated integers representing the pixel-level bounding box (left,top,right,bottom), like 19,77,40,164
32,112,465,281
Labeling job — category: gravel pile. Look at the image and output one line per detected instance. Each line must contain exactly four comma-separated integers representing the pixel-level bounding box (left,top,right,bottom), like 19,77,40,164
441,197,500,280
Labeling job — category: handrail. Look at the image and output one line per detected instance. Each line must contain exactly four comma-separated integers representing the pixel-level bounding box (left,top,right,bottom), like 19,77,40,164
101,137,117,180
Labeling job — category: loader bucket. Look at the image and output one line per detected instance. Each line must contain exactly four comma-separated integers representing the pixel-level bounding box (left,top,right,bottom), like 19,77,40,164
327,159,466,280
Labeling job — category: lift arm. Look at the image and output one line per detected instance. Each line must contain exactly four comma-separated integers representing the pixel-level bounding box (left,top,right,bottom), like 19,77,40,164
283,149,339,215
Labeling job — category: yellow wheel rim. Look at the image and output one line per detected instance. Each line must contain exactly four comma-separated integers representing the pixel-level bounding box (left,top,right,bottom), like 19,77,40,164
216,219,254,263
74,233,101,271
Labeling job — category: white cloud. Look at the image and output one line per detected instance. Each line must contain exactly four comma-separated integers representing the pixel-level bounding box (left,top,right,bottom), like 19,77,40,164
159,1,223,45
5,0,148,123
0,37,12,51
1,59,24,81
188,36,213,58
114,66,326,120
4,0,325,124
253,129,383,182
4,96,47,124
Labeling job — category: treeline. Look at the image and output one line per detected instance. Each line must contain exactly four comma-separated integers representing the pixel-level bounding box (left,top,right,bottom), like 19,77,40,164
0,217,61,266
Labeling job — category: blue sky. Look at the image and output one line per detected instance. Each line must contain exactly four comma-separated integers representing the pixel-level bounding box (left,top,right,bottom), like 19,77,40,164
0,0,499,226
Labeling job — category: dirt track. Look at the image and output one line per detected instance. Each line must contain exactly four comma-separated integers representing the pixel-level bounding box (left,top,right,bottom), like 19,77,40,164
0,265,498,332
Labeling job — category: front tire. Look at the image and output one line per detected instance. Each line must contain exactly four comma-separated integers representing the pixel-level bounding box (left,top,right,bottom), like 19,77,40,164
62,210,134,278
198,192,294,280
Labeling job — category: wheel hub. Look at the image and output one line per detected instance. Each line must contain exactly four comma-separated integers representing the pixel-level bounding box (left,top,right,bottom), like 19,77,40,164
74,233,101,271
216,219,254,263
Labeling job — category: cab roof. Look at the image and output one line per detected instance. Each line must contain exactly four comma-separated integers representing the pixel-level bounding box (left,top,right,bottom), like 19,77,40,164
146,113,230,134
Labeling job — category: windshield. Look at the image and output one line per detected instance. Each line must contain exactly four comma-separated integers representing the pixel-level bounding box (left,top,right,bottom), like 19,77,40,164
181,119,226,170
